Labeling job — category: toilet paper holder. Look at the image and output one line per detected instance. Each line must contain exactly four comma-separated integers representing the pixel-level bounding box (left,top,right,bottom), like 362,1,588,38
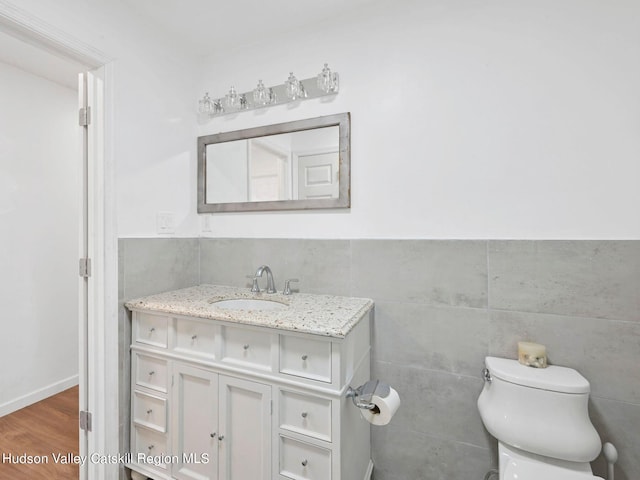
346,380,390,411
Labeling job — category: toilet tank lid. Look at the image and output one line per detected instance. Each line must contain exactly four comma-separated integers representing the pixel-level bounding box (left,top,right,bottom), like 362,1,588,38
485,357,591,394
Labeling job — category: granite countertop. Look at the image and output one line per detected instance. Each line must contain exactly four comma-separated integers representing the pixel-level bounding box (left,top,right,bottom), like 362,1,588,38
125,284,373,338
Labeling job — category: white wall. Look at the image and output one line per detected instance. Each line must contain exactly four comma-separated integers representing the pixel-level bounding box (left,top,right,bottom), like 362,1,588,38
10,0,201,238
0,61,79,413
197,0,640,239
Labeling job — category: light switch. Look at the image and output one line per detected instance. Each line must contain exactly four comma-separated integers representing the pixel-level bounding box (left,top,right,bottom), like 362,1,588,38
156,212,175,234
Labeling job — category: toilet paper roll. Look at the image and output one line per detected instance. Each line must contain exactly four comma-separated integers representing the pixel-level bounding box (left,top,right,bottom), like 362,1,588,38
360,387,401,426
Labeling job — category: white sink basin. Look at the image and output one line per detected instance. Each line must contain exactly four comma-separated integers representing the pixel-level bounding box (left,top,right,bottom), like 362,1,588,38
210,298,288,311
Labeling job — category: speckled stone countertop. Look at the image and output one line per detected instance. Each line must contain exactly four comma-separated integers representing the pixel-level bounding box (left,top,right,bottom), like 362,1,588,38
125,284,373,338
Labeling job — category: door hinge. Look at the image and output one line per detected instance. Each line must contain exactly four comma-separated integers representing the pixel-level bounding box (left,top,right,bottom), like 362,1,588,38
79,106,91,126
80,410,92,432
79,258,92,278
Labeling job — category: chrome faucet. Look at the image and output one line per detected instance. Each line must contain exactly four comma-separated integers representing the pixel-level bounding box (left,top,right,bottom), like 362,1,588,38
254,265,276,294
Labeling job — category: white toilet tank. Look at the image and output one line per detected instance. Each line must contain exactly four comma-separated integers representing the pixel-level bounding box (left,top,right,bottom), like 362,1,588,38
478,357,601,463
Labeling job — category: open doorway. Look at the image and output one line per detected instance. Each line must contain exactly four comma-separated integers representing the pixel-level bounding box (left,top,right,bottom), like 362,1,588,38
0,27,90,479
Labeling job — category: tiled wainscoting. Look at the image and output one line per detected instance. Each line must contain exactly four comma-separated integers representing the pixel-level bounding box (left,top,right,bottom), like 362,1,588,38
119,238,640,480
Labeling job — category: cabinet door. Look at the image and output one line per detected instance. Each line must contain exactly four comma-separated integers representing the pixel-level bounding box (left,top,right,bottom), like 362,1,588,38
218,376,271,480
172,363,218,480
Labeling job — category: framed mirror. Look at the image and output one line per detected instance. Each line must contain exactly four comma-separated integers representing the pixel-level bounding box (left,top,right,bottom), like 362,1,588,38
197,112,350,213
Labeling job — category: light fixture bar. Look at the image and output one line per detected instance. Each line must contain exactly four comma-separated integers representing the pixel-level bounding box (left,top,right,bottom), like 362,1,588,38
198,65,339,118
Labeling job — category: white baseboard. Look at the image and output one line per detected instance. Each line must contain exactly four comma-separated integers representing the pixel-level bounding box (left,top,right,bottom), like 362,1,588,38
0,374,79,417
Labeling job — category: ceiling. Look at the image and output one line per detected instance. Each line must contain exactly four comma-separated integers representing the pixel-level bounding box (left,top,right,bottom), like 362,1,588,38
119,0,379,57
0,29,86,89
0,0,379,89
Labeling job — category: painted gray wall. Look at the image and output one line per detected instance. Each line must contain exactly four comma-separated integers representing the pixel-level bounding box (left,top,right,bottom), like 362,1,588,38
119,238,640,480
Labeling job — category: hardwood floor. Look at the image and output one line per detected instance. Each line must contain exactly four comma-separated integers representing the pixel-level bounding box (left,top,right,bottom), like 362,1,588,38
0,386,79,480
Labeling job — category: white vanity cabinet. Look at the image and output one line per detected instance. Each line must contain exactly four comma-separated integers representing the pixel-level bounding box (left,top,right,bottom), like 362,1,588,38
171,364,271,480
126,288,373,480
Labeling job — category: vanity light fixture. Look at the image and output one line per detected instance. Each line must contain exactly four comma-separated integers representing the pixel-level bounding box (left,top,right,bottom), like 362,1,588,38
197,63,339,119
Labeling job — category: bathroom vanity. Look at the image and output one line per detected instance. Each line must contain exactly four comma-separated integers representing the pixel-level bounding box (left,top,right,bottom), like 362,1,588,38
125,285,373,480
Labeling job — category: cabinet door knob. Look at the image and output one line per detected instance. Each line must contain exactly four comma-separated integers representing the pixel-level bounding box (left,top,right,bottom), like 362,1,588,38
149,327,155,333
146,409,153,414
148,371,155,376
243,344,250,350
301,412,308,418
210,432,216,438
301,354,308,361
301,459,308,467
192,334,198,340
218,435,224,441
148,445,154,451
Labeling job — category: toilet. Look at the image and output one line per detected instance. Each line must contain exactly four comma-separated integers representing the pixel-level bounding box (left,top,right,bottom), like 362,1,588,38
477,356,604,480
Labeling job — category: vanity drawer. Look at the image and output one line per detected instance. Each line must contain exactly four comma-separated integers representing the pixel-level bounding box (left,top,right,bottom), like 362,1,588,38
133,426,169,470
280,336,332,383
175,319,217,359
280,435,332,480
133,390,167,433
134,353,169,393
221,326,272,371
134,312,168,348
279,390,332,442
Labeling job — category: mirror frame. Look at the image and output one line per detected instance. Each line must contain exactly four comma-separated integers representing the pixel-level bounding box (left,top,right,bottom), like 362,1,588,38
197,112,350,213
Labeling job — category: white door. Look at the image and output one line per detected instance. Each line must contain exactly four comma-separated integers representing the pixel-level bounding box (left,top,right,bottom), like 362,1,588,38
218,376,272,480
78,70,90,480
295,151,339,199
173,363,219,480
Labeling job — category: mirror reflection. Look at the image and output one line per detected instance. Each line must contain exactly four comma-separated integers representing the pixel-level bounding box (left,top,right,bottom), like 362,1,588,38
197,113,350,213
206,126,339,204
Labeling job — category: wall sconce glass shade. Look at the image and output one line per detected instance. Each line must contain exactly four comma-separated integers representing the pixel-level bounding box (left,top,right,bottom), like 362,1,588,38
285,72,307,100
317,63,339,93
225,86,240,109
198,92,216,115
253,80,276,106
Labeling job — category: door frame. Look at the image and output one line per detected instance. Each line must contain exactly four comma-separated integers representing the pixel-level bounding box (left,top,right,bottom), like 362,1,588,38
0,3,118,479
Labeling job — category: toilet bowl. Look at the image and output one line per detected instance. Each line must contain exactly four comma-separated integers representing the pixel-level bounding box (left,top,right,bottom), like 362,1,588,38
499,443,604,480
478,357,604,480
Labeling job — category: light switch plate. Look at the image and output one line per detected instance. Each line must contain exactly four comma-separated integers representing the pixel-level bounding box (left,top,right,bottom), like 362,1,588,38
157,212,175,234
202,215,212,232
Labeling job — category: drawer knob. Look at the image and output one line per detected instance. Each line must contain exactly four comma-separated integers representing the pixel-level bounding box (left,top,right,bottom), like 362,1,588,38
149,327,155,333
149,371,155,376
191,334,198,340
301,459,308,467
301,412,308,418
243,344,250,350
210,432,216,438
301,354,308,361
146,409,153,414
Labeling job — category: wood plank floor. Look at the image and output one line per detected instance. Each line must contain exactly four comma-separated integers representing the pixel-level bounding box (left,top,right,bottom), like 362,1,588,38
0,386,79,480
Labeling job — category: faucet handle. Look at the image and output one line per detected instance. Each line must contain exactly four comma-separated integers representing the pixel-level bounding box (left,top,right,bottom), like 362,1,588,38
246,275,260,293
283,278,299,295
